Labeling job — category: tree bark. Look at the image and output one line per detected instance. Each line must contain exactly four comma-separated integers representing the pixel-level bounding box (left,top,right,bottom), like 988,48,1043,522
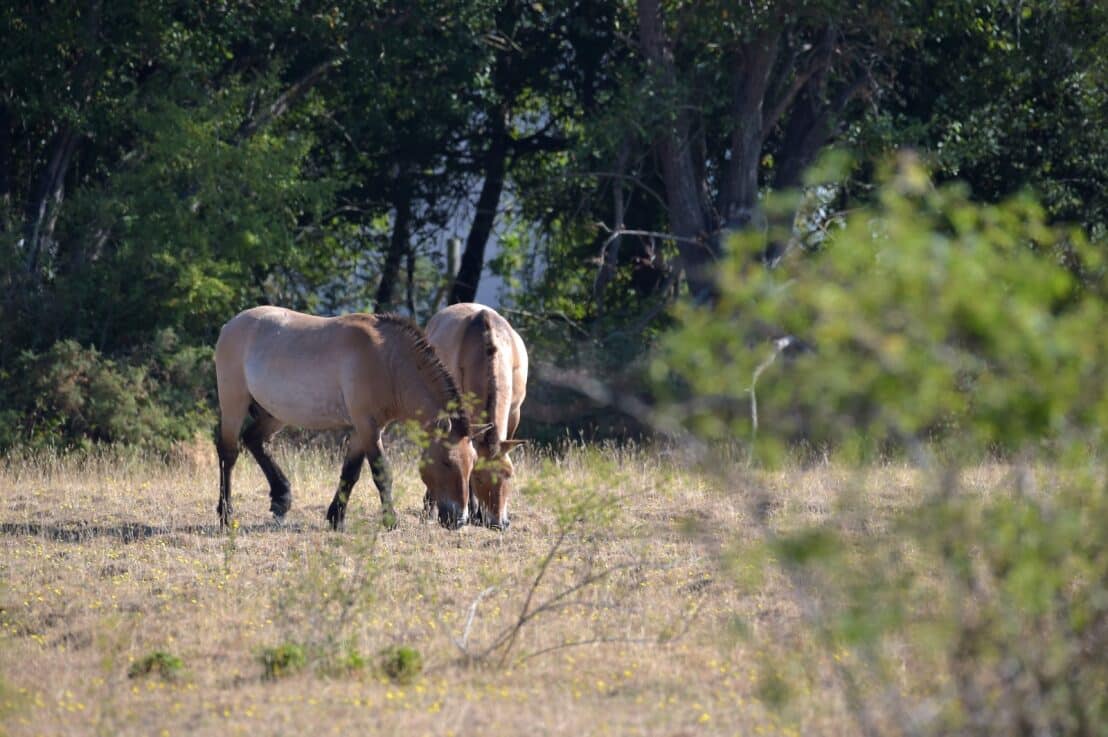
593,139,632,313
719,27,780,227
636,0,715,301
22,126,80,276
449,110,509,305
775,71,867,189
20,0,103,281
375,177,413,312
0,102,11,213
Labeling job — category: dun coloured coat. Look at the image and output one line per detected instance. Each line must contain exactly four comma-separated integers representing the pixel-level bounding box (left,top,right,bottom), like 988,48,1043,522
426,303,528,529
214,306,480,529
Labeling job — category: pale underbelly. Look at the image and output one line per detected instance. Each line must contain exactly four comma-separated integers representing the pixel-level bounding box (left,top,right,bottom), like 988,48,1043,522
244,358,351,430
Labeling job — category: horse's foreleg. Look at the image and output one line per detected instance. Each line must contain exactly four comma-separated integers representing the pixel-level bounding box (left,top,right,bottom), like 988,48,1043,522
368,441,397,530
326,449,365,532
242,412,290,520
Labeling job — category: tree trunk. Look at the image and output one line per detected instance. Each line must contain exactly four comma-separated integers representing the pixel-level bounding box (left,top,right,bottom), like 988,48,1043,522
375,177,413,312
450,110,509,305
593,139,632,313
774,71,866,189
636,0,716,301
20,0,103,282
23,126,80,277
720,28,779,228
0,102,11,215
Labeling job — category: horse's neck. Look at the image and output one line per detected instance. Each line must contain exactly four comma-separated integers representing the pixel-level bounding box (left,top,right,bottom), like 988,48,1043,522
392,366,452,427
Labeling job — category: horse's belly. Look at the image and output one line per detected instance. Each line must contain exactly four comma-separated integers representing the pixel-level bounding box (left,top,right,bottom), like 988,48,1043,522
244,357,350,430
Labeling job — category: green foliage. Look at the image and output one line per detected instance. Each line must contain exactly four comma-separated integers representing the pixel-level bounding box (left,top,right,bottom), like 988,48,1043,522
334,647,369,675
754,470,1108,735
127,651,184,681
658,153,1108,460
0,330,214,453
260,643,306,681
877,0,1108,240
666,155,1108,733
378,645,423,684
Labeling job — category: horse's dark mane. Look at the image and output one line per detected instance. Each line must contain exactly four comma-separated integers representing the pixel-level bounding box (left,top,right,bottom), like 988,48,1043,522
465,311,500,445
374,313,471,436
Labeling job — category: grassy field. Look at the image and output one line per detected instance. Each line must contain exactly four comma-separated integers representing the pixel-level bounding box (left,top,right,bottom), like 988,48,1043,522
0,439,1023,736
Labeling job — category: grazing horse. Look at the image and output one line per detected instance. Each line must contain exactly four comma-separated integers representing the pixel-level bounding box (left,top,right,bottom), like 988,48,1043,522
214,306,479,530
426,303,528,529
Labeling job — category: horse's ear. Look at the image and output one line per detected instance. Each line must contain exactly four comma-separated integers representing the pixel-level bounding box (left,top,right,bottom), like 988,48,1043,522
436,416,452,435
469,423,494,439
498,439,527,456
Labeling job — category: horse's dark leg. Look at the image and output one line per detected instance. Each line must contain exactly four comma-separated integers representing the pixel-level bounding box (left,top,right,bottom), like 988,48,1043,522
216,429,239,528
326,449,365,532
368,440,397,530
241,410,290,520
468,482,485,526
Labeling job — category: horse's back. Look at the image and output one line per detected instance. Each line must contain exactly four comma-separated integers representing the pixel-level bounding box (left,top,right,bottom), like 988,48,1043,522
216,307,383,430
426,303,528,438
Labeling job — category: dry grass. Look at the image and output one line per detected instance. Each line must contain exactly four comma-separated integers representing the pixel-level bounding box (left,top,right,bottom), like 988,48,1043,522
0,439,1019,736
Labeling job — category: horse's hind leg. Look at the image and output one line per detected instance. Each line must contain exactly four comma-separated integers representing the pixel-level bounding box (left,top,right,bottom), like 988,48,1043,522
216,406,247,528
242,407,290,520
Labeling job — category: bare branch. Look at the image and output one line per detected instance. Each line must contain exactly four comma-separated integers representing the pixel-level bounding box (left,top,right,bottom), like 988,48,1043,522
761,31,834,143
235,59,340,142
497,307,592,339
453,586,497,655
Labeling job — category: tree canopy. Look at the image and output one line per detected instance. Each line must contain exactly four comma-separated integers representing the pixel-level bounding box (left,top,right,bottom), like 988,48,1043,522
1,0,1106,450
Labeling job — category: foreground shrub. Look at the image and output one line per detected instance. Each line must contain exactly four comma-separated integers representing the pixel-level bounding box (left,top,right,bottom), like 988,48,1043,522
378,645,422,684
260,643,306,681
128,651,184,681
658,152,1108,461
661,155,1108,735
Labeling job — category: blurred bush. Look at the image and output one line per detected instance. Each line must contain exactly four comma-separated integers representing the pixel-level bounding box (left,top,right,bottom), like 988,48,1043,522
656,152,1108,463
0,328,215,453
660,153,1108,735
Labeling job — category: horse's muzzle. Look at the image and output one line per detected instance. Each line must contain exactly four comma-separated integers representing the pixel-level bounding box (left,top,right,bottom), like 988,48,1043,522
437,500,468,529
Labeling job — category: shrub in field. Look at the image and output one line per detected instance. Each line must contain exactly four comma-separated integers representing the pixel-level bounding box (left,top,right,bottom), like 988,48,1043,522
127,651,184,681
754,470,1108,736
657,152,1108,461
0,329,215,453
260,643,306,681
378,645,423,684
660,154,1108,735
333,647,368,675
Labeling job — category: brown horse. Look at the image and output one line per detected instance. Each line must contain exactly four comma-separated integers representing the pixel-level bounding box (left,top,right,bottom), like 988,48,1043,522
214,306,481,530
426,303,528,529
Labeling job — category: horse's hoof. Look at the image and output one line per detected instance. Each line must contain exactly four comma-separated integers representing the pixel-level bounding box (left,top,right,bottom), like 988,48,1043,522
270,494,292,518
381,509,399,531
271,513,286,528
326,503,345,531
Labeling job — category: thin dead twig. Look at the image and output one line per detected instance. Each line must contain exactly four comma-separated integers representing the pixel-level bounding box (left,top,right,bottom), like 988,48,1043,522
453,585,497,656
